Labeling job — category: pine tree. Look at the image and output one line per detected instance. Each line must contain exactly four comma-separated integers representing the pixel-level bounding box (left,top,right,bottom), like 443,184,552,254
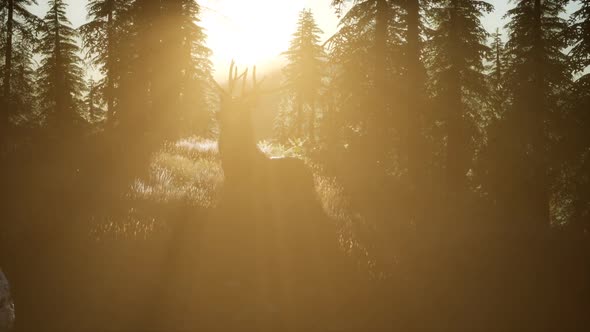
37,0,85,130
85,78,105,124
564,0,590,231
7,32,37,122
488,29,505,93
117,0,212,138
559,77,590,233
159,0,212,137
1,0,41,123
400,0,431,183
569,0,590,78
477,28,508,192
327,0,401,160
79,0,131,124
487,28,508,115
282,9,326,142
495,0,570,227
428,0,493,191
115,0,157,131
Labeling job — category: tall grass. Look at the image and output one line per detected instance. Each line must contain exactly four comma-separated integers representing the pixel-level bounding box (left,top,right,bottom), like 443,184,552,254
125,137,352,222
128,137,224,208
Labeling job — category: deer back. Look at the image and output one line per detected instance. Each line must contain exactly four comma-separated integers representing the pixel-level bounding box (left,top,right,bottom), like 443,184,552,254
215,62,316,201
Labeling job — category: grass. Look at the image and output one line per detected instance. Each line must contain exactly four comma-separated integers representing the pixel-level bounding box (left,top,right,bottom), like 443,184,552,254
88,135,362,263
127,136,352,221
109,137,355,247
128,137,224,208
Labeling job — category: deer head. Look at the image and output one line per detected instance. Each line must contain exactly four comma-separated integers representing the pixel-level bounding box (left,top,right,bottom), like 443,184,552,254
215,61,265,135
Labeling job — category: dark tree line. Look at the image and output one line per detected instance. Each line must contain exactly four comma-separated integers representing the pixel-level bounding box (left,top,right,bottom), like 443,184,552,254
276,1,590,234
1,0,212,139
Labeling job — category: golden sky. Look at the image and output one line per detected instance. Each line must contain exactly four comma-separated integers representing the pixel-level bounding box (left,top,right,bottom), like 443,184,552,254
199,0,340,79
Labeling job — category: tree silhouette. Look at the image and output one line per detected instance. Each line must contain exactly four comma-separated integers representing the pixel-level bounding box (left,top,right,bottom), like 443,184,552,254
37,0,85,131
1,0,41,124
281,9,326,142
500,0,570,228
114,0,157,132
570,0,590,77
85,78,105,124
563,77,590,233
428,0,493,193
487,28,507,115
159,0,212,137
2,23,37,123
80,0,131,124
116,0,211,139
400,0,430,186
562,0,590,233
327,0,400,163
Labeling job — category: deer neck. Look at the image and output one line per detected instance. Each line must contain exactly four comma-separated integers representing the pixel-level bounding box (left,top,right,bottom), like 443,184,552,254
218,119,266,182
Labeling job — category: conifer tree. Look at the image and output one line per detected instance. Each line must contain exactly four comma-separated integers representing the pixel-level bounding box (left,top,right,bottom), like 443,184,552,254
428,0,493,191
327,0,401,160
115,0,154,129
159,0,212,136
85,78,104,124
1,0,41,123
492,0,570,227
560,77,590,233
37,0,85,130
563,0,590,231
7,32,37,121
400,0,431,183
569,0,590,78
117,0,212,138
80,0,131,123
282,9,326,141
487,28,508,115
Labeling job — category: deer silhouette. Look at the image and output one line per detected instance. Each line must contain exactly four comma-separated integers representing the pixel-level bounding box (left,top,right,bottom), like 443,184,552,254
215,61,316,207
197,62,356,332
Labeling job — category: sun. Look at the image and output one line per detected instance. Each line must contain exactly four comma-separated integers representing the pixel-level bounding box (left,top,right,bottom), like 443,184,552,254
199,0,305,79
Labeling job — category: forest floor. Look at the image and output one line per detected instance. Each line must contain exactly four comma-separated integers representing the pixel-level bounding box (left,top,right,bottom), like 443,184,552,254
2,136,590,332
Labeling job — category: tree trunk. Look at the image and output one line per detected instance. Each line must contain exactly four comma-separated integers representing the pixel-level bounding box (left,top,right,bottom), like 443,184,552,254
530,0,551,227
106,1,115,123
308,102,316,144
53,4,66,128
3,0,14,104
373,0,388,101
404,0,426,185
445,0,468,193
369,0,389,162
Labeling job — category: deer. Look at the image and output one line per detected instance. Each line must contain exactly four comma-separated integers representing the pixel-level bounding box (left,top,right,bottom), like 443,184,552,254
214,61,317,207
202,62,353,331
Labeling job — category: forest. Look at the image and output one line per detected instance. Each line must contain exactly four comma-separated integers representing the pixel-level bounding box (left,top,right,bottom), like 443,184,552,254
0,0,589,331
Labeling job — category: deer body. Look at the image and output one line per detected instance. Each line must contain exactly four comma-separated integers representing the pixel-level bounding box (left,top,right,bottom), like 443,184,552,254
219,122,314,195
216,63,316,204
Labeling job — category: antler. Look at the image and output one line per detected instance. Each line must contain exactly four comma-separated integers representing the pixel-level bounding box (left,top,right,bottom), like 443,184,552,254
214,61,270,104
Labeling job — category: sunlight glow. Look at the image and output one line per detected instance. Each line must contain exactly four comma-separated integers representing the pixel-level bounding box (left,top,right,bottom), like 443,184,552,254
200,0,306,77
